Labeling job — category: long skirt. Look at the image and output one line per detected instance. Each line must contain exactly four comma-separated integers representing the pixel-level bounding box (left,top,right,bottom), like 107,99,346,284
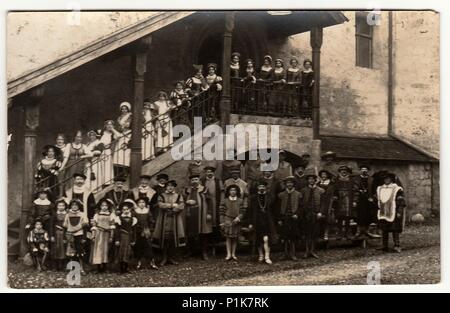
116,232,132,263
112,133,131,168
52,228,66,260
156,116,173,150
90,229,111,264
85,156,102,191
142,123,156,160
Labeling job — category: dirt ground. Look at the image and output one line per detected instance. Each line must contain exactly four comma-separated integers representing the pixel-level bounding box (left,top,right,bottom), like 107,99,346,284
7,224,440,289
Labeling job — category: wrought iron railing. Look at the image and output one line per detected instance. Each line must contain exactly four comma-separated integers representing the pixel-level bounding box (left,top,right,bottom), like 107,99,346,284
230,79,313,119
34,88,221,195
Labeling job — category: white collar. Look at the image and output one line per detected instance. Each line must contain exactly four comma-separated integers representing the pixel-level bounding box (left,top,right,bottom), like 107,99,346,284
34,198,51,205
229,196,237,201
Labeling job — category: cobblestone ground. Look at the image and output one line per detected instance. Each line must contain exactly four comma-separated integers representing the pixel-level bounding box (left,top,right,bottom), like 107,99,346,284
8,224,440,289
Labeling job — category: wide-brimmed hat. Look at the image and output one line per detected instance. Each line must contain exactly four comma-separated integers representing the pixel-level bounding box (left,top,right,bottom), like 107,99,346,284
204,166,216,172
96,197,114,211
167,179,178,187
73,173,87,180
69,199,83,210
318,169,332,178
156,173,169,181
283,175,296,182
35,188,51,199
338,165,352,173
119,199,136,210
304,168,317,179
255,180,268,187
359,163,371,171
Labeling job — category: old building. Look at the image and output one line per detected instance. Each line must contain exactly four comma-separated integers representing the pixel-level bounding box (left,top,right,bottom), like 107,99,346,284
7,11,439,256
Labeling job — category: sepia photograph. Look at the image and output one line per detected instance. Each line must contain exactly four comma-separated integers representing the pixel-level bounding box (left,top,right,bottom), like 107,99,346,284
5,7,441,290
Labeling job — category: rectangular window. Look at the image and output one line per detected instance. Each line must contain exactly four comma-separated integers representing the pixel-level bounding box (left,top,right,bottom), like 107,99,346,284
355,12,373,68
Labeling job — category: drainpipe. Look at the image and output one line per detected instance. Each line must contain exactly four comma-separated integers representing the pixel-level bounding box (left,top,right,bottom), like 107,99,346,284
388,11,394,136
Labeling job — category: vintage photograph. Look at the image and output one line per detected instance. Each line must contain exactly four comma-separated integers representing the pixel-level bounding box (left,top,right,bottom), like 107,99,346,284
6,10,440,288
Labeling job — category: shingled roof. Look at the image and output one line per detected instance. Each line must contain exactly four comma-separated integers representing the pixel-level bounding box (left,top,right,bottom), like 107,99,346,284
321,136,438,163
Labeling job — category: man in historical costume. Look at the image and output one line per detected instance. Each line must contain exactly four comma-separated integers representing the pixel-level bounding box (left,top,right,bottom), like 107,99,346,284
299,169,326,259
248,181,275,264
201,166,224,256
332,166,360,240
129,175,158,215
184,174,213,260
104,176,131,215
64,173,97,221
224,168,249,209
153,173,169,196
354,164,380,239
244,153,264,193
259,168,279,197
293,165,309,192
377,172,406,253
320,150,338,181
152,180,186,266
276,176,302,260
273,150,293,181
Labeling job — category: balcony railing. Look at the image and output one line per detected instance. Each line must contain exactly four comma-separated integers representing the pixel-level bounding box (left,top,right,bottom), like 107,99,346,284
230,78,313,119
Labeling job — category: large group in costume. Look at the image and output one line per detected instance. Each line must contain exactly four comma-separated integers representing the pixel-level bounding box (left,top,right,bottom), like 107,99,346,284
27,54,407,273
27,148,407,273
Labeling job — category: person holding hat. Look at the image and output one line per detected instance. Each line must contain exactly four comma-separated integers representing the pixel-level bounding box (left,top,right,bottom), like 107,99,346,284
301,59,314,119
220,184,246,261
64,173,96,221
51,198,68,271
185,64,209,97
354,164,378,239
317,169,334,241
129,175,158,213
248,181,275,264
332,165,359,240
114,199,138,273
153,180,186,266
155,91,174,154
276,176,302,260
27,219,50,271
35,144,62,193
201,166,224,255
134,197,158,270
299,169,326,259
224,167,249,209
104,176,131,215
85,129,105,191
153,173,169,196
206,63,223,92
90,198,116,273
63,199,89,275
184,174,213,260
230,52,241,78
376,172,406,253
26,188,54,235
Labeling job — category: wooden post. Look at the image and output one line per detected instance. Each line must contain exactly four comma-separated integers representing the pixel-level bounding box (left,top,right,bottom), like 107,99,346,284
130,35,151,188
310,27,323,140
19,86,44,256
220,12,235,128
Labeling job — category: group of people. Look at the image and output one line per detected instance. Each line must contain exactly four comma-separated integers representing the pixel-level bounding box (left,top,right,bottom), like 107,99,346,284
26,148,407,274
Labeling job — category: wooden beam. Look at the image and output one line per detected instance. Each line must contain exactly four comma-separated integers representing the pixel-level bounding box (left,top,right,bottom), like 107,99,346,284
19,85,44,256
220,12,235,128
310,27,323,140
129,36,151,188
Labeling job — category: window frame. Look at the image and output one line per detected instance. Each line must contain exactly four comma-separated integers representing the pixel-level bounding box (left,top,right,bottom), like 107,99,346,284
355,11,374,69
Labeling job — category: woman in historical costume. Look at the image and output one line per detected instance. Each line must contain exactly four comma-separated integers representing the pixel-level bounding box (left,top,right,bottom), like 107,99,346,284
220,185,245,261
169,82,192,130
35,145,62,193
230,52,242,110
113,102,132,178
64,131,92,188
240,58,257,112
270,58,287,115
230,52,241,78
100,120,120,186
248,181,275,265
317,170,334,241
258,55,274,111
155,91,174,153
134,197,158,270
90,198,116,273
286,57,302,117
377,172,406,253
205,63,223,92
276,176,302,261
114,199,138,273
185,64,209,97
142,99,158,161
301,59,315,119
152,180,186,266
85,129,105,191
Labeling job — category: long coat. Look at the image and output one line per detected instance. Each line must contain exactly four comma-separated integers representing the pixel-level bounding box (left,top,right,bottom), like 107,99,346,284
332,176,359,218
276,189,302,240
201,177,224,228
248,193,276,243
152,192,186,249
377,183,406,233
184,185,213,236
354,175,376,226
